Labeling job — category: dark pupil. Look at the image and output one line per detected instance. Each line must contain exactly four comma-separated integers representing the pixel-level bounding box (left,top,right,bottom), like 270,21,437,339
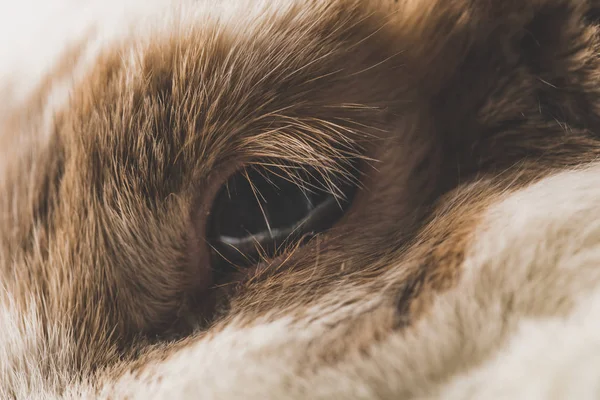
207,166,356,272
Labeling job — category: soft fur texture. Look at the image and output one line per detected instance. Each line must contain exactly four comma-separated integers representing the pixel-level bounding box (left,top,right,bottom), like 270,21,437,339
4,0,600,398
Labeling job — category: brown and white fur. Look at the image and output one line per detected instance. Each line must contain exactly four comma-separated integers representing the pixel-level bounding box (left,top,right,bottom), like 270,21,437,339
3,0,600,398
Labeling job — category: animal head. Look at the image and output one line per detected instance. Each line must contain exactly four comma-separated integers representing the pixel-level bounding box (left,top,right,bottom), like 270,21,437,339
3,0,600,398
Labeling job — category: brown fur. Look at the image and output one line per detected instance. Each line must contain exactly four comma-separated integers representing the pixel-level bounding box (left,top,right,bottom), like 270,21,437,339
4,0,600,397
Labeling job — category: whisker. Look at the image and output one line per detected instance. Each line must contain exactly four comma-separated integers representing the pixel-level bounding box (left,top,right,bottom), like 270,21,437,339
244,169,272,236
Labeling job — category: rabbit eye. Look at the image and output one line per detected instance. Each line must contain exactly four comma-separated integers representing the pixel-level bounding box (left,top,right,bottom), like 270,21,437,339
207,164,358,273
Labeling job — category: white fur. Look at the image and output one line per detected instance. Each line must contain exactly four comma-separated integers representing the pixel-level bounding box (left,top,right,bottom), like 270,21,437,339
438,291,600,399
